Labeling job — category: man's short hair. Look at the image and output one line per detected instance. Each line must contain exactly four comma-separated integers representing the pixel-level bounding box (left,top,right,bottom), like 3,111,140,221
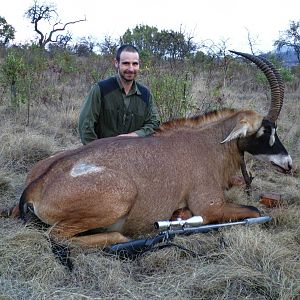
116,44,139,62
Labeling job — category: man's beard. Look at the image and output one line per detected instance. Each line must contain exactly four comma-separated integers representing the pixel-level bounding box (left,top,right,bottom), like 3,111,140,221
120,71,136,83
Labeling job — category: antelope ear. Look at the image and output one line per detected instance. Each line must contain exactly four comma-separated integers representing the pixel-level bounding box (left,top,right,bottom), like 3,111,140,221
221,120,250,144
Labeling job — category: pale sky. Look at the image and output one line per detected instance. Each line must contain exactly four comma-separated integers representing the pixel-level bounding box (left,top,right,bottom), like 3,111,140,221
2,0,300,53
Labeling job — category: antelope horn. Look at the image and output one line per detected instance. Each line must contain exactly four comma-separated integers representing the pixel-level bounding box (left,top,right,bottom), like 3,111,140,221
229,50,283,122
258,55,284,117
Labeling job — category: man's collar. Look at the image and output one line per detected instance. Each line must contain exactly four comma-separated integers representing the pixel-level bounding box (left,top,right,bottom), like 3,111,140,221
115,75,141,95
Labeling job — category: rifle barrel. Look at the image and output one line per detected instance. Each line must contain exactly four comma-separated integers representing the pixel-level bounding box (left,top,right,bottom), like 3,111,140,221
166,216,272,236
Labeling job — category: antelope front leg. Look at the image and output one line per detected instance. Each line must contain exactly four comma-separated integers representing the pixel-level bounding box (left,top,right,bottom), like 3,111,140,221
187,191,260,224
202,202,260,224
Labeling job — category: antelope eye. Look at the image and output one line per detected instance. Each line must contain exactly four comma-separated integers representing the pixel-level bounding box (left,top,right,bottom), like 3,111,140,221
264,127,272,134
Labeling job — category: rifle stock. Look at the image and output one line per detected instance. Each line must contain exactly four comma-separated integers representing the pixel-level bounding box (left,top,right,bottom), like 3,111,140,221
103,216,272,258
103,233,166,258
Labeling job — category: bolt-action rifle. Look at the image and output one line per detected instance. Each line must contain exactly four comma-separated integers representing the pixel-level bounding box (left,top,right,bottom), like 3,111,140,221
103,216,272,258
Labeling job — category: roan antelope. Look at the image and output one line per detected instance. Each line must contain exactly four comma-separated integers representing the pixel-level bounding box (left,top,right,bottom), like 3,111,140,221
3,52,292,249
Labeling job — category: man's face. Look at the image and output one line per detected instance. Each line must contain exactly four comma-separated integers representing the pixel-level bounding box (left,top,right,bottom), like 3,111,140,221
115,51,140,83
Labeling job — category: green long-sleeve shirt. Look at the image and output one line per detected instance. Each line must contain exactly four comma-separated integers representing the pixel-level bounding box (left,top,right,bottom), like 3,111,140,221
78,76,160,145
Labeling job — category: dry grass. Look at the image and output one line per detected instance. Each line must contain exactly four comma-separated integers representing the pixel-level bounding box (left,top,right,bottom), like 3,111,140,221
0,61,299,300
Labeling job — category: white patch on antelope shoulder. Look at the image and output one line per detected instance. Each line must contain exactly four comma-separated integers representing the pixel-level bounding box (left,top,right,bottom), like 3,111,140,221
70,162,106,177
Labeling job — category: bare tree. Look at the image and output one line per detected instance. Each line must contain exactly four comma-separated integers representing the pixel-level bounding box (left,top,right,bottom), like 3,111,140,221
245,27,259,55
25,1,86,49
208,39,232,89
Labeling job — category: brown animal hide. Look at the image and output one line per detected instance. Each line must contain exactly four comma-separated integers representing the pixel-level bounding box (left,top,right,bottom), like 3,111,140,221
18,109,262,247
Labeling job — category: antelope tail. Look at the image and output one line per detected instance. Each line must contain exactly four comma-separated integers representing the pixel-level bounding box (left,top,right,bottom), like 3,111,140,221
19,190,31,223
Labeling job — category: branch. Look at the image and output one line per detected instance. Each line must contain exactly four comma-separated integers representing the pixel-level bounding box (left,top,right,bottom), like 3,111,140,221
46,17,86,46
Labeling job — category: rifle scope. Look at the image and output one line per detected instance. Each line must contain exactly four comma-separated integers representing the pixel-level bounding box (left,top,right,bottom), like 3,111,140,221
154,216,204,230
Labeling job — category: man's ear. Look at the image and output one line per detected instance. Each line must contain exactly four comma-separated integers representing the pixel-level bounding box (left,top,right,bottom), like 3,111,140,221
114,59,118,68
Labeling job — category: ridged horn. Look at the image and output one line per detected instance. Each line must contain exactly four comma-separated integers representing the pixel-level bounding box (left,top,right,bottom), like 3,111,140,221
229,50,283,122
258,55,284,116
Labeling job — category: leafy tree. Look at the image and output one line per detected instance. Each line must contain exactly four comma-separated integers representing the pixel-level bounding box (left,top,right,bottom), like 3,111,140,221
121,25,159,57
120,25,160,65
159,29,197,60
120,25,197,62
25,0,86,49
0,50,26,107
98,36,118,58
73,36,95,56
0,16,15,46
274,20,300,63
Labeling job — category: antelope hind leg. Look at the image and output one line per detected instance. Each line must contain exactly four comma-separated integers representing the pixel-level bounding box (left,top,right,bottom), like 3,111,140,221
70,232,129,248
50,226,129,248
48,218,130,248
